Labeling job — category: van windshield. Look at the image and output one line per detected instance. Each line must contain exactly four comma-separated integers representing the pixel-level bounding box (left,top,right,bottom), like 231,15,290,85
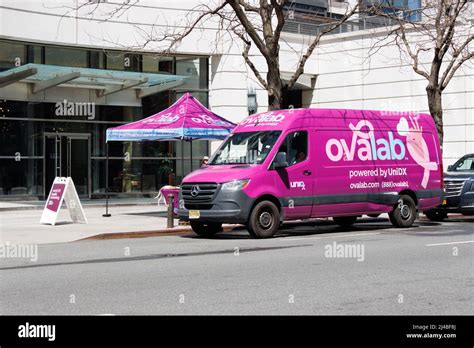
210,131,282,165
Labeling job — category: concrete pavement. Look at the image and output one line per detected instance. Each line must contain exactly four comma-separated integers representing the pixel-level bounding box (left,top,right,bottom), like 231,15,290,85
1,217,472,315
0,204,184,244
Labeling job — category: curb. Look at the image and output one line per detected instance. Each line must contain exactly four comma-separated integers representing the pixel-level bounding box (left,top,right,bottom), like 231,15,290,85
79,224,243,241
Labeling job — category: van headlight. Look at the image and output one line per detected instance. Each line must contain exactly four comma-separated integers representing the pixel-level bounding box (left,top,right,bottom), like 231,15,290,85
221,179,250,191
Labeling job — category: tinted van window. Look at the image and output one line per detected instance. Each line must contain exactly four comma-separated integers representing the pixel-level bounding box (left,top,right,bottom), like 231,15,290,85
278,131,308,165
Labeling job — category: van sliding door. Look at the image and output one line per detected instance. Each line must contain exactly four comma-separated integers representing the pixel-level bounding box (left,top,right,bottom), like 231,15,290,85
311,129,377,217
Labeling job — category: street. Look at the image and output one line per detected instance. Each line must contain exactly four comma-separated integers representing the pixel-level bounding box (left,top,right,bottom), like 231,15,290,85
1,216,473,315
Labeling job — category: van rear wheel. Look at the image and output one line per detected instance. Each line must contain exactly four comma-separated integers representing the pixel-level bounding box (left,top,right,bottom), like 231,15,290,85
333,216,357,227
247,201,280,238
190,221,222,238
389,195,416,228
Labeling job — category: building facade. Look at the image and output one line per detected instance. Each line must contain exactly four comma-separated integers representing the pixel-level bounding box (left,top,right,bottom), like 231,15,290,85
0,37,210,199
0,0,472,201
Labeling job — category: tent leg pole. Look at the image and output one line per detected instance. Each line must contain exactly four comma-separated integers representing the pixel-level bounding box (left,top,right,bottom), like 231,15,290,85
181,140,184,182
190,139,193,171
103,141,111,217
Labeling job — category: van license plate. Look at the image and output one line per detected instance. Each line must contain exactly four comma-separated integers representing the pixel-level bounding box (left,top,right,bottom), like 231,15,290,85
189,210,200,219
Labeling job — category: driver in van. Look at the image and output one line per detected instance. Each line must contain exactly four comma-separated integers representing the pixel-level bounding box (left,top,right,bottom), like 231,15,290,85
295,151,306,163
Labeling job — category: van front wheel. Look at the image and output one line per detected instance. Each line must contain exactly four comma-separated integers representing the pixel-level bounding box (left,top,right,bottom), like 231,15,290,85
247,201,280,238
389,195,416,228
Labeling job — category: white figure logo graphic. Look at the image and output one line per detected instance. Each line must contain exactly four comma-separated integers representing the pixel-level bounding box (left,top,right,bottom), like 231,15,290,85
397,116,438,188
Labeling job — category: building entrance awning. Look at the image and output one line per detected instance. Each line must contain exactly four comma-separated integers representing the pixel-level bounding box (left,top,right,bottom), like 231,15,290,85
0,63,187,100
281,71,317,90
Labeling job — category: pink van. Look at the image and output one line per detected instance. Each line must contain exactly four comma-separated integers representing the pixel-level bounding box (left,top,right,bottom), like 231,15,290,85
178,108,443,238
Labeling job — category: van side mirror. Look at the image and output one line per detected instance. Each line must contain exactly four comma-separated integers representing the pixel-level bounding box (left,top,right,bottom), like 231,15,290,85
447,165,453,171
274,152,288,169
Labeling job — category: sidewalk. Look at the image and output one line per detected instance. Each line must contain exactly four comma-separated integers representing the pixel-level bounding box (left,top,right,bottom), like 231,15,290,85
0,197,158,211
0,204,191,245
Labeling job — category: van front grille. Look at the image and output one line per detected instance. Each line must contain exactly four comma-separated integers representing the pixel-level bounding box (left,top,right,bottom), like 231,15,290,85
443,179,466,198
181,182,218,203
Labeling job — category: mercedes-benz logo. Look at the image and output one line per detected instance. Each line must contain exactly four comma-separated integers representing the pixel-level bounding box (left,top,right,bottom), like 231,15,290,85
190,185,200,197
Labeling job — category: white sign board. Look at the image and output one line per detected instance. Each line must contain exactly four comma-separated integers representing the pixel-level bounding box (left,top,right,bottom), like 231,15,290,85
40,177,87,225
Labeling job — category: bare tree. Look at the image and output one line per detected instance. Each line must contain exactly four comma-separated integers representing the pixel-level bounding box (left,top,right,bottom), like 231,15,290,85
365,0,473,145
73,0,358,111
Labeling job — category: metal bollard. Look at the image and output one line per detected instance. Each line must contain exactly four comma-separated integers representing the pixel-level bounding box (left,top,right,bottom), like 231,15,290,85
167,193,174,228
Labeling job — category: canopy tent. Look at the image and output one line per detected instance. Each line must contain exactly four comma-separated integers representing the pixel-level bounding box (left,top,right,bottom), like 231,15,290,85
106,92,235,141
102,93,236,216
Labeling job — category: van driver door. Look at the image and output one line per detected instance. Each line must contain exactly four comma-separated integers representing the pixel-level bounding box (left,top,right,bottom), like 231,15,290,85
272,130,313,220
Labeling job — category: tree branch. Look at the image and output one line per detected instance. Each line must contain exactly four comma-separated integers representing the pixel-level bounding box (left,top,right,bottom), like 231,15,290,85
287,4,359,89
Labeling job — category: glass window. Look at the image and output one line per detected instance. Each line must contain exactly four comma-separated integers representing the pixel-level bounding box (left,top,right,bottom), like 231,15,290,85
159,57,174,74
105,52,141,71
142,91,173,115
0,41,26,71
451,156,474,172
142,56,174,74
0,159,43,196
105,51,124,70
89,51,105,69
27,45,43,64
199,57,208,89
92,158,179,195
44,46,88,67
176,57,199,89
278,131,308,165
98,105,142,123
124,53,142,72
0,102,42,157
0,120,42,156
0,99,28,119
143,55,160,73
176,57,208,90
211,131,281,165
176,91,208,107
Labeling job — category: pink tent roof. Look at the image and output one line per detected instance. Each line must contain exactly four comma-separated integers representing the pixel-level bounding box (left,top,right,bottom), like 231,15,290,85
106,93,236,141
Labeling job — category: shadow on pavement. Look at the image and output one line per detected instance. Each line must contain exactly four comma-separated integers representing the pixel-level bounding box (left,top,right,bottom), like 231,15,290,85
0,244,311,271
181,218,474,240
182,217,444,240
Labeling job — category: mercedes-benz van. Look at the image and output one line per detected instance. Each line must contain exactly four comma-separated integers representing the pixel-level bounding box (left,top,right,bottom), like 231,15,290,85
178,108,443,238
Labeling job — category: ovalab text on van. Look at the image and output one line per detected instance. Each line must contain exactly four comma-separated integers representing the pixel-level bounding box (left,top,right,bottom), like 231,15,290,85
178,108,443,238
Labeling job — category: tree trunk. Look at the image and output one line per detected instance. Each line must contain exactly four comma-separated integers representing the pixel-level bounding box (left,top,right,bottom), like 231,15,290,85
266,61,284,111
426,86,444,147
268,90,283,110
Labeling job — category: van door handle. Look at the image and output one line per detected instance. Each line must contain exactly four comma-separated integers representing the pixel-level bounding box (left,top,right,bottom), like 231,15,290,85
303,170,312,176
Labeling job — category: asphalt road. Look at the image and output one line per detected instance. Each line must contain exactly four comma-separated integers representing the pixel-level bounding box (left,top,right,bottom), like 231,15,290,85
1,216,473,315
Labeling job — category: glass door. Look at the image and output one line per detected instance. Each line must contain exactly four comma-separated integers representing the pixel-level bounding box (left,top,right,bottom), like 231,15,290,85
44,133,91,198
